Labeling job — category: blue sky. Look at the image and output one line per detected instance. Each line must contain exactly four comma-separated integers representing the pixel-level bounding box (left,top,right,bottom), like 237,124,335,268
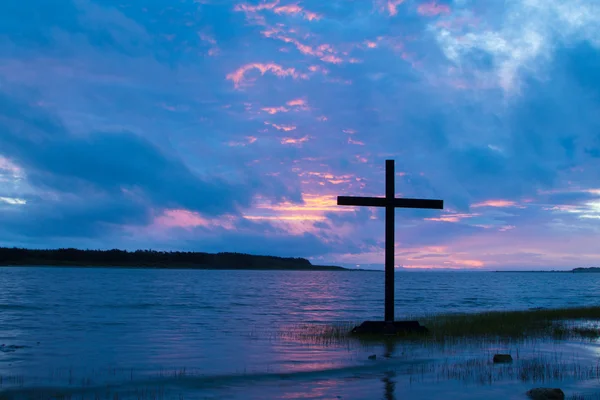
1,0,599,270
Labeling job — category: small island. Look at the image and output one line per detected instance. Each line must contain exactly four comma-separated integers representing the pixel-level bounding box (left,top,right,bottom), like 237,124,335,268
571,267,600,273
0,247,349,271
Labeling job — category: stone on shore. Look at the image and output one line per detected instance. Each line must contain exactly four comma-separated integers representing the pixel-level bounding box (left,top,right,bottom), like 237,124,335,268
493,354,513,363
526,388,565,400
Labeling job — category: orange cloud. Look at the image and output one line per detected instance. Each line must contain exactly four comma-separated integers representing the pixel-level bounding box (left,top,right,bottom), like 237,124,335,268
348,137,365,145
365,41,377,48
287,98,307,107
417,1,451,16
303,171,355,185
242,194,356,235
281,135,309,144
471,200,517,208
226,63,306,88
403,258,484,269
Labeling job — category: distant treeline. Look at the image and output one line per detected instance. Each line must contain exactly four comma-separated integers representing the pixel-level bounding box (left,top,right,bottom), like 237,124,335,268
0,247,346,271
572,267,600,273
495,267,600,273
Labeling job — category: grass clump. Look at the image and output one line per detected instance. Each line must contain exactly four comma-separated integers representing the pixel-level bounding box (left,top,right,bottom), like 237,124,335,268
422,306,600,340
289,306,600,345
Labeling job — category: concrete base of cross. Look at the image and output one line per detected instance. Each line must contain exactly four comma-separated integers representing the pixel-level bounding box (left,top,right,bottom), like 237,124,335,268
350,320,429,336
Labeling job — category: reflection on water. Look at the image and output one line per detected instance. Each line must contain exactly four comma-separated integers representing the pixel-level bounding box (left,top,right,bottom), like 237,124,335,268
382,370,397,400
1,267,600,399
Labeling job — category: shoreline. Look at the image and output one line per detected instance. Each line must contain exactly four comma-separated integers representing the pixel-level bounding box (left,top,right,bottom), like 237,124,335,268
0,263,378,272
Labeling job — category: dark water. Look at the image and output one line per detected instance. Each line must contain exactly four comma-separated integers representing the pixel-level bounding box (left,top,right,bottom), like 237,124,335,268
1,267,600,399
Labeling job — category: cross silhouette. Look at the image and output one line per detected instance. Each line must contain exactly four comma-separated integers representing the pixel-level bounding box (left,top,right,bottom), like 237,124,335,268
338,159,443,322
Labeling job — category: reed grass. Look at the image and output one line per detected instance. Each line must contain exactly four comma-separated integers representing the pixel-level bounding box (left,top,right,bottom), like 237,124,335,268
283,306,600,345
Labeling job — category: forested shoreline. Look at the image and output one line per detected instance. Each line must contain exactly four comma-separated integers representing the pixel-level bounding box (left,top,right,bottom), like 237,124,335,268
0,247,347,271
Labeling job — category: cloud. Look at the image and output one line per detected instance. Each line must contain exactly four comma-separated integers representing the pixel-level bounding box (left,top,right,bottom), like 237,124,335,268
1,0,600,269
0,93,303,240
227,63,307,88
471,200,517,208
234,0,321,21
430,0,600,92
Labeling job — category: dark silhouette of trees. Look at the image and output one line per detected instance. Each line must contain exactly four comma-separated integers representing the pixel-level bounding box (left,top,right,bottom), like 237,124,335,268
0,247,345,270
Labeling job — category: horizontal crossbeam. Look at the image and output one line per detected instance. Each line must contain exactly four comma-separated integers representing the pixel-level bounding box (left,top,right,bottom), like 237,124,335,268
337,196,443,209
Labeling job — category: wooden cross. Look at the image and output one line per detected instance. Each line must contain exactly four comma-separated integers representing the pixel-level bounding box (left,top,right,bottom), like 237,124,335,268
337,159,443,322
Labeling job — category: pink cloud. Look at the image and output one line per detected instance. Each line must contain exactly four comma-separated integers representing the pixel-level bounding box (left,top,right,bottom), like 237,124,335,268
262,106,289,114
303,10,320,21
226,63,306,88
273,4,321,20
321,55,343,64
273,4,302,14
348,138,365,145
233,1,279,13
471,200,517,208
425,213,479,223
266,122,297,131
261,29,342,63
417,1,451,17
235,1,321,21
154,209,235,230
308,65,329,74
387,0,405,16
0,156,21,175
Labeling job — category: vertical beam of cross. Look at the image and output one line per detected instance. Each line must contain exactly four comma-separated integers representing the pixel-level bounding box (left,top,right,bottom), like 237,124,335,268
337,160,444,322
385,159,395,322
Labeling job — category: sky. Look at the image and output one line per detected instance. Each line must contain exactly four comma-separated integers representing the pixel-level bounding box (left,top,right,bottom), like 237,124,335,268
0,0,599,271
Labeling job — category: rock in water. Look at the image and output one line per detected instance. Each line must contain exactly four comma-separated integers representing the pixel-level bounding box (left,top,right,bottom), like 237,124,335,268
526,388,565,400
493,354,513,363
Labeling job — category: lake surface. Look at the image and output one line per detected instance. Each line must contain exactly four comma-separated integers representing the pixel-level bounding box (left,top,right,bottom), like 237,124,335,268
1,267,600,399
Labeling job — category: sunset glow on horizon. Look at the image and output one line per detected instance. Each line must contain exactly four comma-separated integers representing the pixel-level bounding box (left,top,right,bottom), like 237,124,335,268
1,0,600,270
